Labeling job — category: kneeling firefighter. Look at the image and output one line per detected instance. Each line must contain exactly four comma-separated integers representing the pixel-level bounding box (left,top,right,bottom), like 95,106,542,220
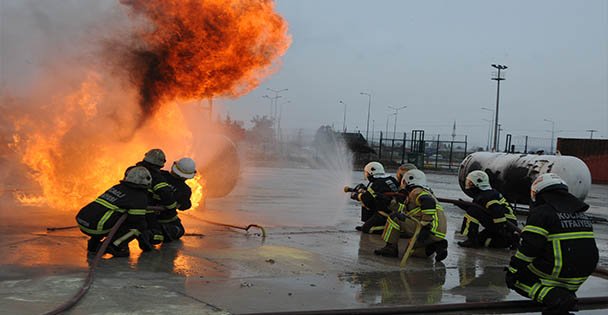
156,157,196,241
127,149,178,246
351,161,399,233
75,166,153,257
374,170,448,261
457,170,518,249
505,173,598,315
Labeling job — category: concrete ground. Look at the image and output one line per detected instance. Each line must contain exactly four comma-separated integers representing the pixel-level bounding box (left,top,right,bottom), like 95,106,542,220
1,167,607,315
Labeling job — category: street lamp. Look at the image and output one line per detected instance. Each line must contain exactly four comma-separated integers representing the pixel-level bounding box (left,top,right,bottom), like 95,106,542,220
360,92,372,140
544,118,555,154
586,129,597,139
267,88,288,141
339,100,347,132
262,95,272,117
388,105,407,139
481,107,494,151
491,64,507,152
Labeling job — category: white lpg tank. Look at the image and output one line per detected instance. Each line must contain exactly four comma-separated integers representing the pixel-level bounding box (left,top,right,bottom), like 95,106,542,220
458,152,591,205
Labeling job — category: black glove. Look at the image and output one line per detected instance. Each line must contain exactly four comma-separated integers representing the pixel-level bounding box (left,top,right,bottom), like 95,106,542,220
350,192,359,201
354,183,366,191
418,226,431,241
456,199,469,210
137,230,154,252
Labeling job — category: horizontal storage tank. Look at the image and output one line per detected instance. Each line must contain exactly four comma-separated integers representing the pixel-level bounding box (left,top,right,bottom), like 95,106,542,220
458,152,591,205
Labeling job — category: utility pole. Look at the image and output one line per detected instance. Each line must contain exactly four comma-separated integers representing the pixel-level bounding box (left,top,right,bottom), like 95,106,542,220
360,92,372,140
544,119,555,154
587,129,597,139
267,88,288,143
491,64,507,152
339,100,347,132
388,105,407,139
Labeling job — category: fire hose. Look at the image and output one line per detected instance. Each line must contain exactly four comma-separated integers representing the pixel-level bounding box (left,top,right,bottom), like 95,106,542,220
182,213,266,238
42,213,128,315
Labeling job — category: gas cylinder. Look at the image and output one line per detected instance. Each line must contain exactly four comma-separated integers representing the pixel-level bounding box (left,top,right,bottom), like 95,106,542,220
458,152,591,204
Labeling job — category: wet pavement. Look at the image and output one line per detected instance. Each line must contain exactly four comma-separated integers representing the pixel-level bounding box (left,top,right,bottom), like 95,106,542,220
1,166,607,314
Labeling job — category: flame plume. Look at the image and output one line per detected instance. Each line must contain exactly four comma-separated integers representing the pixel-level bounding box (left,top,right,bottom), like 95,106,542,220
120,0,291,121
2,0,291,211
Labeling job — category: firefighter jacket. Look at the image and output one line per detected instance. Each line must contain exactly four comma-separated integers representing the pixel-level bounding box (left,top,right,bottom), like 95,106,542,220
508,189,599,291
157,170,193,224
130,161,178,212
474,189,516,223
357,175,399,214
394,187,447,240
76,181,148,235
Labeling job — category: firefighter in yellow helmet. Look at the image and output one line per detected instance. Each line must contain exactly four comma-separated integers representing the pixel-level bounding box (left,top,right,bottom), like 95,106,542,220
374,170,448,261
457,170,518,249
75,166,152,257
156,157,196,241
505,173,598,315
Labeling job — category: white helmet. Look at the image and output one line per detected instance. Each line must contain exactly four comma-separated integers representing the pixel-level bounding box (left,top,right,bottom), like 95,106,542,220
144,148,166,167
530,173,568,202
364,161,385,180
402,169,427,188
124,166,152,187
172,157,197,179
465,170,492,191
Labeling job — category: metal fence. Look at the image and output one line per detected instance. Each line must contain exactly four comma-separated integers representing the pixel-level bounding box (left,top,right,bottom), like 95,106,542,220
367,131,469,171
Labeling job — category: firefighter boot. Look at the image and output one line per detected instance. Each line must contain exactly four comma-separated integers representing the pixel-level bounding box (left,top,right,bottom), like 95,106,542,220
87,236,103,253
374,243,399,257
105,244,130,258
434,239,448,262
458,220,481,248
542,288,577,315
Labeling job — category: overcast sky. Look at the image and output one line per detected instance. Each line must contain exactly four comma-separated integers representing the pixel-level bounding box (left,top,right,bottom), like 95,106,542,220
221,0,608,147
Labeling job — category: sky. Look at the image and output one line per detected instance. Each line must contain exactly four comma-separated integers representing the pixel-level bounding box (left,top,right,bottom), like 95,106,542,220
1,0,606,149
219,0,608,148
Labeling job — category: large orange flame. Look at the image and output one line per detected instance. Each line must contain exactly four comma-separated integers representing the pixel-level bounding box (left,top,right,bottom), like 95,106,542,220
4,0,290,211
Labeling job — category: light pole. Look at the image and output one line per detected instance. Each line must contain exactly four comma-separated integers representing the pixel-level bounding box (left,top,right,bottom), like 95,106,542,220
339,100,347,132
481,107,494,151
388,105,407,139
482,118,492,151
544,118,555,154
491,64,507,152
587,129,597,139
267,88,288,141
262,95,273,117
360,92,372,140
385,113,393,138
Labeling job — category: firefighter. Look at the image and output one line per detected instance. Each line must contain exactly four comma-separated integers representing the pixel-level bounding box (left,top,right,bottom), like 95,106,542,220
505,173,598,315
374,170,448,261
395,163,417,185
157,157,196,242
457,170,518,249
351,161,399,234
75,166,152,257
126,148,178,246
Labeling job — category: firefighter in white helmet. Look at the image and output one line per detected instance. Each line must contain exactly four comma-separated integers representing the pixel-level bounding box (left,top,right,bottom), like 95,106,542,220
75,166,152,257
506,173,598,315
126,148,178,247
351,161,399,234
457,170,518,249
156,157,196,241
374,170,448,261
